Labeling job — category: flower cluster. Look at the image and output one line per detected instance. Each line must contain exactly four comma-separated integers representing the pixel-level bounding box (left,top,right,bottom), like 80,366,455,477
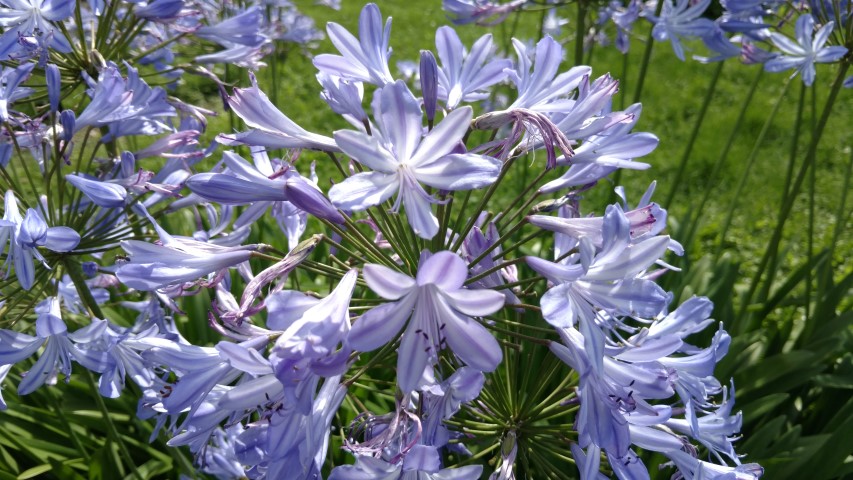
444,0,851,87
0,2,764,479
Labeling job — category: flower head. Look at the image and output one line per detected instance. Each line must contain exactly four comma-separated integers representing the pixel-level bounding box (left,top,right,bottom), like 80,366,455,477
348,251,505,392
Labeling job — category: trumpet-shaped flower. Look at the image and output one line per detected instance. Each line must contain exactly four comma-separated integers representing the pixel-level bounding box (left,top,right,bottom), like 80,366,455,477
313,3,394,86
329,81,501,239
434,27,511,109
764,14,848,86
348,251,505,393
186,151,344,224
651,0,717,61
115,217,264,291
217,73,338,151
0,0,73,59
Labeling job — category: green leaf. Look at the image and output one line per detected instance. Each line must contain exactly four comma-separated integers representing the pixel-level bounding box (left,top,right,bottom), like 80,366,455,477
0,444,18,474
740,393,789,423
740,415,785,458
16,465,52,480
47,459,87,480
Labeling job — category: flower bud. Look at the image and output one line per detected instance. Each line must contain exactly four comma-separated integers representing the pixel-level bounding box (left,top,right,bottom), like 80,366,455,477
419,50,438,124
46,64,60,112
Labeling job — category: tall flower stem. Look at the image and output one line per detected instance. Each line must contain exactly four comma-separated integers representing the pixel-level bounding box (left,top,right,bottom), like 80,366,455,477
575,2,587,67
663,61,724,208
63,259,144,480
632,0,664,104
681,67,763,249
737,62,851,332
716,77,793,258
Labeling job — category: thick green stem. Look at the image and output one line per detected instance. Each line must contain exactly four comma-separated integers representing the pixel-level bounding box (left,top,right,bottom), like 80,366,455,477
631,0,664,104
736,62,850,331
716,77,793,257
663,61,724,208
682,67,764,249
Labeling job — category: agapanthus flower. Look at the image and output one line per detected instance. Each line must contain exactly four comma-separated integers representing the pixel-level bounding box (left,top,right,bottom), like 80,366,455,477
348,251,505,392
434,26,511,110
538,103,657,192
186,150,344,224
0,297,105,395
2,196,80,290
0,0,73,59
528,204,671,330
115,217,265,291
0,63,35,121
217,73,338,151
329,81,501,239
651,0,717,61
764,14,848,86
442,0,526,26
313,3,394,86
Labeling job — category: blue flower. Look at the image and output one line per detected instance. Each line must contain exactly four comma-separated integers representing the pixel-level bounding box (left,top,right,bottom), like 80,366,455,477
651,0,717,61
329,81,501,239
348,251,505,393
313,3,394,86
434,26,511,110
764,14,848,86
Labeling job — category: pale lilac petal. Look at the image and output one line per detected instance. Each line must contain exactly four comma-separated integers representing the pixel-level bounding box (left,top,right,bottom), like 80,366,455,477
265,291,321,331
66,174,127,208
186,173,287,204
44,227,79,252
329,171,399,211
408,105,472,167
334,130,399,172
815,46,847,63
347,295,417,352
812,21,834,50
379,81,423,161
397,321,432,393
14,248,35,290
585,236,671,281
18,341,59,395
416,251,467,289
401,181,439,239
440,288,505,316
578,278,668,318
540,283,575,328
413,153,501,191
440,305,502,372
363,264,416,300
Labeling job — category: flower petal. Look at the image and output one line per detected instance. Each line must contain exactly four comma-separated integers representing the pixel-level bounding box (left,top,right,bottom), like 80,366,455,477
416,251,467,289
347,295,416,352
440,288,505,316
363,264,416,300
329,171,399,211
441,307,502,373
414,153,501,191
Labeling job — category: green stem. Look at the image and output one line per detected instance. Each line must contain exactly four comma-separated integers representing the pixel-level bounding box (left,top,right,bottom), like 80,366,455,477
736,62,850,331
716,77,793,257
574,2,586,67
83,371,144,480
663,61,724,208
631,0,664,104
681,67,764,249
